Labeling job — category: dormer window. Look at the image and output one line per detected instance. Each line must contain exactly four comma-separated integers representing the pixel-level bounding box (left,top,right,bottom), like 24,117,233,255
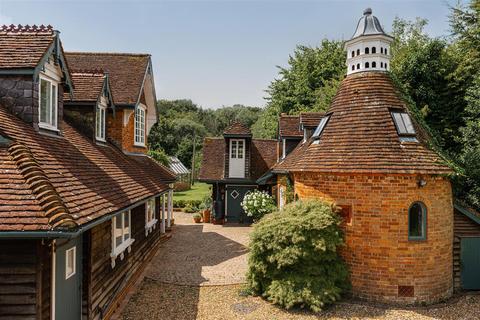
96,103,106,141
39,76,58,130
391,111,418,142
228,139,245,178
134,104,146,146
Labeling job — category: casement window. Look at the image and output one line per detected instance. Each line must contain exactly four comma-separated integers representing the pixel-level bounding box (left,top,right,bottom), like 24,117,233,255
39,75,58,130
312,115,330,140
134,104,146,146
111,210,134,268
230,140,244,159
391,111,418,142
96,104,106,141
408,202,427,240
65,246,76,279
145,197,158,235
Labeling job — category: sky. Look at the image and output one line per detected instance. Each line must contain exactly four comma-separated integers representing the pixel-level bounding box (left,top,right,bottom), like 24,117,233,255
0,0,458,109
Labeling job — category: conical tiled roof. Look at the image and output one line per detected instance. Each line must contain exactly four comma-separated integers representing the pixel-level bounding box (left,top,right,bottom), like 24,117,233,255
275,72,452,175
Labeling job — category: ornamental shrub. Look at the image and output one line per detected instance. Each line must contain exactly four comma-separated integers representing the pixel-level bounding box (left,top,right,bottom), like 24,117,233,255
241,190,276,221
246,200,349,312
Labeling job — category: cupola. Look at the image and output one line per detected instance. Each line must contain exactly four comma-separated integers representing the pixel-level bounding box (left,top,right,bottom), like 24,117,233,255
346,8,393,75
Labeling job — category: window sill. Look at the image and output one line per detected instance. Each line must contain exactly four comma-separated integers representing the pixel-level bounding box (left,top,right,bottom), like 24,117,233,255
110,238,135,268
96,137,106,143
39,123,59,132
145,218,158,236
134,142,146,148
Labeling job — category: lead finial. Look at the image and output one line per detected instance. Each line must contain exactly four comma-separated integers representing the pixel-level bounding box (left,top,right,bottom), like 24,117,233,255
364,8,372,15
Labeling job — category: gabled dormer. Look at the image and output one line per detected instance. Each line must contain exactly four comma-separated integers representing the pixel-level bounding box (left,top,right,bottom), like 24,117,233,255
299,112,324,142
63,70,115,143
223,122,252,179
277,114,302,160
0,24,73,134
65,52,156,155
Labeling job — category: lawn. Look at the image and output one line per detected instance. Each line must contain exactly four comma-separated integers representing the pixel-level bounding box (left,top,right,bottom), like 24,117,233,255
174,182,211,202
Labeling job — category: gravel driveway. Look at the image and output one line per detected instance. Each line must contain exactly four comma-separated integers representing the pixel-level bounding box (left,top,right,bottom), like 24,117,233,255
122,212,480,320
144,212,250,286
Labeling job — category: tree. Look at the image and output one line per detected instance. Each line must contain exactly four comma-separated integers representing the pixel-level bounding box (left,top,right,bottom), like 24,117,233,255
252,40,345,138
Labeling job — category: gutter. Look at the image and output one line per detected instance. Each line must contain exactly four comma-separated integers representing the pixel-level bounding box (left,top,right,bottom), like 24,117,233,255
0,190,170,239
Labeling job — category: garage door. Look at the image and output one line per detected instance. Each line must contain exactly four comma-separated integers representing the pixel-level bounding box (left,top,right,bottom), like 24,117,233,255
461,237,480,290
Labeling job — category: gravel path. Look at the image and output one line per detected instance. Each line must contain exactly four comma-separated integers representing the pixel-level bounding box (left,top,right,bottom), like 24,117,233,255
144,212,250,286
122,211,480,320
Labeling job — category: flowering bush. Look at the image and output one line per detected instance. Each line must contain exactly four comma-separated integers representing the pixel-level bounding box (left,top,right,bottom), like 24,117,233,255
241,190,276,221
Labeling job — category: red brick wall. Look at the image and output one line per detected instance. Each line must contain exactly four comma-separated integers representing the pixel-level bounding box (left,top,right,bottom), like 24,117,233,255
107,108,147,154
290,172,453,304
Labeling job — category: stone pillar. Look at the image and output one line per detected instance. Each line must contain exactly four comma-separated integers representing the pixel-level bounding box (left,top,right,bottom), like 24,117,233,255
161,194,166,234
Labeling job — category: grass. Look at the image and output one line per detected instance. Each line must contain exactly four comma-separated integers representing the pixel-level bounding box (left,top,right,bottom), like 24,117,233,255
174,182,211,201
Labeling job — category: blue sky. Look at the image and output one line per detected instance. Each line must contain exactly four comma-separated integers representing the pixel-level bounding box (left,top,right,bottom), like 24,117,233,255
0,0,458,109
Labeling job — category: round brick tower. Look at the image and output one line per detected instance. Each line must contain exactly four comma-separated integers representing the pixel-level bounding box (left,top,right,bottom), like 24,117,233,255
275,9,454,304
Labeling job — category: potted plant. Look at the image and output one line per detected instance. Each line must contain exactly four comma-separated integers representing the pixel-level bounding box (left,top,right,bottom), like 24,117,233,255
200,196,212,223
193,213,202,223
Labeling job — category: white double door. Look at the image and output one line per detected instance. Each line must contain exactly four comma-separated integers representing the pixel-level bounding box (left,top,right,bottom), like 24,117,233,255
228,139,245,178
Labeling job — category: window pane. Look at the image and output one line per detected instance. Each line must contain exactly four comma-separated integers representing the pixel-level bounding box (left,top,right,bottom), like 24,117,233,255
409,203,424,238
231,141,237,158
312,116,329,138
51,84,57,126
101,109,105,139
123,211,130,240
96,106,101,138
237,140,244,159
40,79,50,123
392,112,407,134
401,113,415,134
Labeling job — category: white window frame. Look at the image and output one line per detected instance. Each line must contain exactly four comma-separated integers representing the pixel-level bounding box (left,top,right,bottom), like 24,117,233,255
38,74,58,131
312,115,330,139
96,103,106,142
110,210,135,268
145,197,158,236
65,246,76,280
134,104,146,147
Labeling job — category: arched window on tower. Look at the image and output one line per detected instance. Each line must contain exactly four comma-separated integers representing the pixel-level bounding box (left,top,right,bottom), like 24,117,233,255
372,47,376,54
352,51,355,58
381,62,384,68
365,47,370,54
365,62,370,68
385,48,388,55
352,65,355,71
408,202,427,240
385,62,388,69
357,63,360,69
356,49,360,56
381,47,384,54
372,61,376,68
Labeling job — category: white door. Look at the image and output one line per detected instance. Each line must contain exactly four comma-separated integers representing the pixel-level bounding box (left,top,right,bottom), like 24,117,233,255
228,139,245,178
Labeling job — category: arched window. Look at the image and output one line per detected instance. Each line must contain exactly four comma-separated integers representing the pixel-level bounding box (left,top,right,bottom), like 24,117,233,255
372,47,376,54
357,63,360,69
408,202,427,240
385,48,388,55
385,62,388,69
356,49,360,56
381,47,384,54
372,61,376,68
352,65,355,71
365,47,370,54
365,62,370,68
381,62,384,68
352,51,355,58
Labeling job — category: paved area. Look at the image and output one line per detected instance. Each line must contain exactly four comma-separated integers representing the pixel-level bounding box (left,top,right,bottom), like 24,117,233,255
144,211,250,286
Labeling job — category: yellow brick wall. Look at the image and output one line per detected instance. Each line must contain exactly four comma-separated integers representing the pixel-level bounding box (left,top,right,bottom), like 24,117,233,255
291,172,453,304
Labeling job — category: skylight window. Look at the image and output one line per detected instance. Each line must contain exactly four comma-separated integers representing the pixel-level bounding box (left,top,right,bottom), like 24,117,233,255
312,115,330,139
391,111,416,135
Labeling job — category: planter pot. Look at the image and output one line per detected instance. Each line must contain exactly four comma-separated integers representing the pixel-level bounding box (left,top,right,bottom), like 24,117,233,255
193,217,202,223
203,209,211,223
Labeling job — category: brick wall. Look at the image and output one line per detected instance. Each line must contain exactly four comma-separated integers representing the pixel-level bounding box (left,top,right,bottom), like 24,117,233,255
290,172,453,304
107,108,147,154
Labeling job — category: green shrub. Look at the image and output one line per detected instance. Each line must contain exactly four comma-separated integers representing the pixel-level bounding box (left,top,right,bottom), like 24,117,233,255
184,203,199,213
246,200,349,312
173,199,201,209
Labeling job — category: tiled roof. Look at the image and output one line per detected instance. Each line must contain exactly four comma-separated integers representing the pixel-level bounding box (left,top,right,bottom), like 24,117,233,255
65,72,105,102
275,72,452,175
223,122,251,136
279,114,302,138
0,25,55,69
65,52,150,105
300,112,324,128
0,105,174,231
198,138,277,181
